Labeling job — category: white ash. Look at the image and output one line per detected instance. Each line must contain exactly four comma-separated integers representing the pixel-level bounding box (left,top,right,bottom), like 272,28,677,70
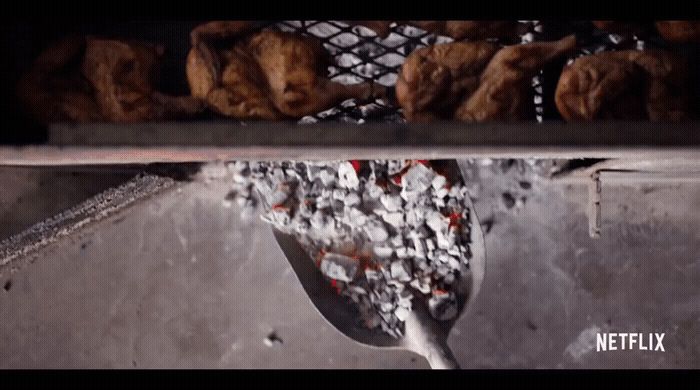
226,160,473,338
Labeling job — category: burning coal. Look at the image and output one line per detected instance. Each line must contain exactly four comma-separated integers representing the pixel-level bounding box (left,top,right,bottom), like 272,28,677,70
227,160,473,338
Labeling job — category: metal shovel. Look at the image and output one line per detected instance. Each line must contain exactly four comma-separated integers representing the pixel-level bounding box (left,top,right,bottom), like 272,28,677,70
271,161,486,369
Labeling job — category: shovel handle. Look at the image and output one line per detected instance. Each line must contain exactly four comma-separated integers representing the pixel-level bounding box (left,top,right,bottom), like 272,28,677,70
423,338,460,369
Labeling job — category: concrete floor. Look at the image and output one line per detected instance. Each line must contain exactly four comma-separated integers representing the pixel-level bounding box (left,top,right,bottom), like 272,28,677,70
0,162,698,368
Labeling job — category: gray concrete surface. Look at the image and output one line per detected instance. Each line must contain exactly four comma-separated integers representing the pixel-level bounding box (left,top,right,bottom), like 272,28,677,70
0,162,699,368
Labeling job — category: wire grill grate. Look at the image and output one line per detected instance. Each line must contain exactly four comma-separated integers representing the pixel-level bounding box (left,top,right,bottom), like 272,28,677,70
265,21,542,124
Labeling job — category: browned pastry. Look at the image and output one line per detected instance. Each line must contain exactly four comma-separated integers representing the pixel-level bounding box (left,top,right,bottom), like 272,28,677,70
186,22,385,120
18,36,204,124
396,35,577,122
655,21,700,43
16,36,102,123
555,50,690,121
395,41,499,121
350,20,519,41
82,38,204,122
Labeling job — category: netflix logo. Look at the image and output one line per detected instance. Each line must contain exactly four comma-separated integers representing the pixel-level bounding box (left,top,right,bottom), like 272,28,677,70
596,333,665,352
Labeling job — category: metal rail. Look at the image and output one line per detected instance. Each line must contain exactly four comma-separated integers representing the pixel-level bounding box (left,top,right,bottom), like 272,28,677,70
1,121,700,165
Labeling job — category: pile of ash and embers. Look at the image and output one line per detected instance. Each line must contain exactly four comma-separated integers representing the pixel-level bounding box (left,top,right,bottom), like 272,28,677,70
226,159,473,338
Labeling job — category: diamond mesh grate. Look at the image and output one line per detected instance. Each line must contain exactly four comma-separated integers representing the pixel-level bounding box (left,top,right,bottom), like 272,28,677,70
262,21,543,124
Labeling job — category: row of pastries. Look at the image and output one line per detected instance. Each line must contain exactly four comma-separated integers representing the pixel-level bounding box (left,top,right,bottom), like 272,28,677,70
16,21,699,124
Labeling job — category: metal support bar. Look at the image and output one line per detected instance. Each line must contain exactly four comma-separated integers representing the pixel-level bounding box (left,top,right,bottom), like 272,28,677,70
1,121,700,165
582,169,700,239
588,172,602,239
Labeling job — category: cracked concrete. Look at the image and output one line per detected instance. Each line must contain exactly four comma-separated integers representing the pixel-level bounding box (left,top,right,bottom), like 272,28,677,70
0,162,699,368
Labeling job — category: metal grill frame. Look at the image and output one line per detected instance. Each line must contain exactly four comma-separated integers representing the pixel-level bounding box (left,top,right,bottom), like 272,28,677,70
1,20,699,165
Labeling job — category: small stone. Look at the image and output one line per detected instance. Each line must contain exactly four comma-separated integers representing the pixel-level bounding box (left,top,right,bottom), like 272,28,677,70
382,212,405,228
426,211,447,234
380,194,403,212
425,238,436,253
435,264,450,277
395,306,410,321
436,232,451,250
428,291,458,321
379,311,393,322
410,278,431,294
365,269,380,282
373,208,387,217
295,219,311,235
445,198,458,209
349,209,368,227
416,258,429,271
401,164,436,193
412,237,426,258
447,256,461,270
348,285,368,296
447,246,461,257
310,211,329,230
379,301,394,313
374,246,394,258
408,226,427,239
390,235,404,247
449,185,464,199
398,289,413,306
262,208,291,227
395,247,409,259
338,162,360,189
319,252,359,282
431,174,447,190
333,189,347,201
366,182,384,199
390,261,412,282
316,170,333,186
366,222,389,242
386,160,409,175
437,251,450,263
344,192,361,207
